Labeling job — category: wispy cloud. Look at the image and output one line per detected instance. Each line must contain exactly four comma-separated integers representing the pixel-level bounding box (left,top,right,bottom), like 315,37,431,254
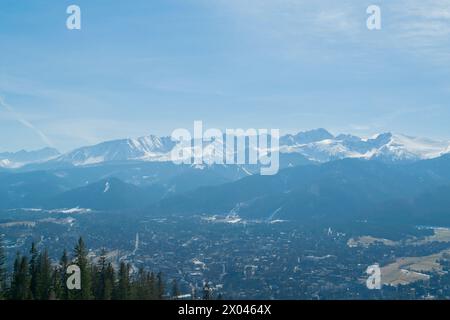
386,0,450,62
0,95,54,148
214,0,360,39
209,0,450,64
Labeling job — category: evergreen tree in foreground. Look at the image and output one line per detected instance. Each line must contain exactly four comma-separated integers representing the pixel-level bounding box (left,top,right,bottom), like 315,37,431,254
0,237,169,300
95,248,114,300
0,236,6,299
35,249,53,300
29,242,39,299
59,249,70,300
10,254,31,300
73,237,93,300
171,279,181,299
116,261,130,300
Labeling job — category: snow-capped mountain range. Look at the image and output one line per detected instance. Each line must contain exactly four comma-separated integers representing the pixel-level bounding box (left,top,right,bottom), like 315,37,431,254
56,135,176,166
1,129,450,169
279,129,450,163
0,147,60,169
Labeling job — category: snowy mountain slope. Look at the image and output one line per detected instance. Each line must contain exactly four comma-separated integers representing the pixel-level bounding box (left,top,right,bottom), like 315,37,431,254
0,147,60,168
0,159,12,168
370,134,450,161
279,128,334,145
56,135,176,166
4,129,450,169
279,131,450,163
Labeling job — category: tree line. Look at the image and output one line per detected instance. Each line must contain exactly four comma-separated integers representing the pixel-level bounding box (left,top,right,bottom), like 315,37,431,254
0,237,173,300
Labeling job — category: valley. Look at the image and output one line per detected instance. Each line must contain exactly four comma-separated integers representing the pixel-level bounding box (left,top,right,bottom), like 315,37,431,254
2,129,450,299
2,208,450,299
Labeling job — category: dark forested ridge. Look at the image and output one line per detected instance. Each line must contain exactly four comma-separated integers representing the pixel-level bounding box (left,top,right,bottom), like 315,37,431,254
0,237,169,300
3,155,450,227
152,155,450,224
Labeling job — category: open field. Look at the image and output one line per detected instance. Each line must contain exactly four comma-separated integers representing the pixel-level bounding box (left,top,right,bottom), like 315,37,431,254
348,227,450,249
381,249,450,286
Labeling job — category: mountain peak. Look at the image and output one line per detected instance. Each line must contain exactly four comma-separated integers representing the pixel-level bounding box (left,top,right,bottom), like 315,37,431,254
279,130,450,163
372,132,393,142
281,128,334,146
57,135,176,166
0,147,61,168
6,129,450,169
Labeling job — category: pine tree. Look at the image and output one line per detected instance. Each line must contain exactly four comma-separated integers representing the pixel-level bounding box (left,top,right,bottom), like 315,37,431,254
116,262,130,300
91,263,100,299
29,242,39,299
103,263,114,300
171,279,180,299
35,249,52,300
73,237,92,299
0,235,6,299
133,267,157,300
156,272,164,299
94,248,108,299
144,272,157,300
50,266,62,300
10,254,31,300
59,249,70,300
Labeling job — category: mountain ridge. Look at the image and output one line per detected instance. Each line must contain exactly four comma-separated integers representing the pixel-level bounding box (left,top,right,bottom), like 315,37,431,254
149,154,450,224
2,129,450,169
0,147,60,168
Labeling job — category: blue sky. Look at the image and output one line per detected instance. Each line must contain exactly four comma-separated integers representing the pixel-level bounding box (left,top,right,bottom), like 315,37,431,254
1,0,450,152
